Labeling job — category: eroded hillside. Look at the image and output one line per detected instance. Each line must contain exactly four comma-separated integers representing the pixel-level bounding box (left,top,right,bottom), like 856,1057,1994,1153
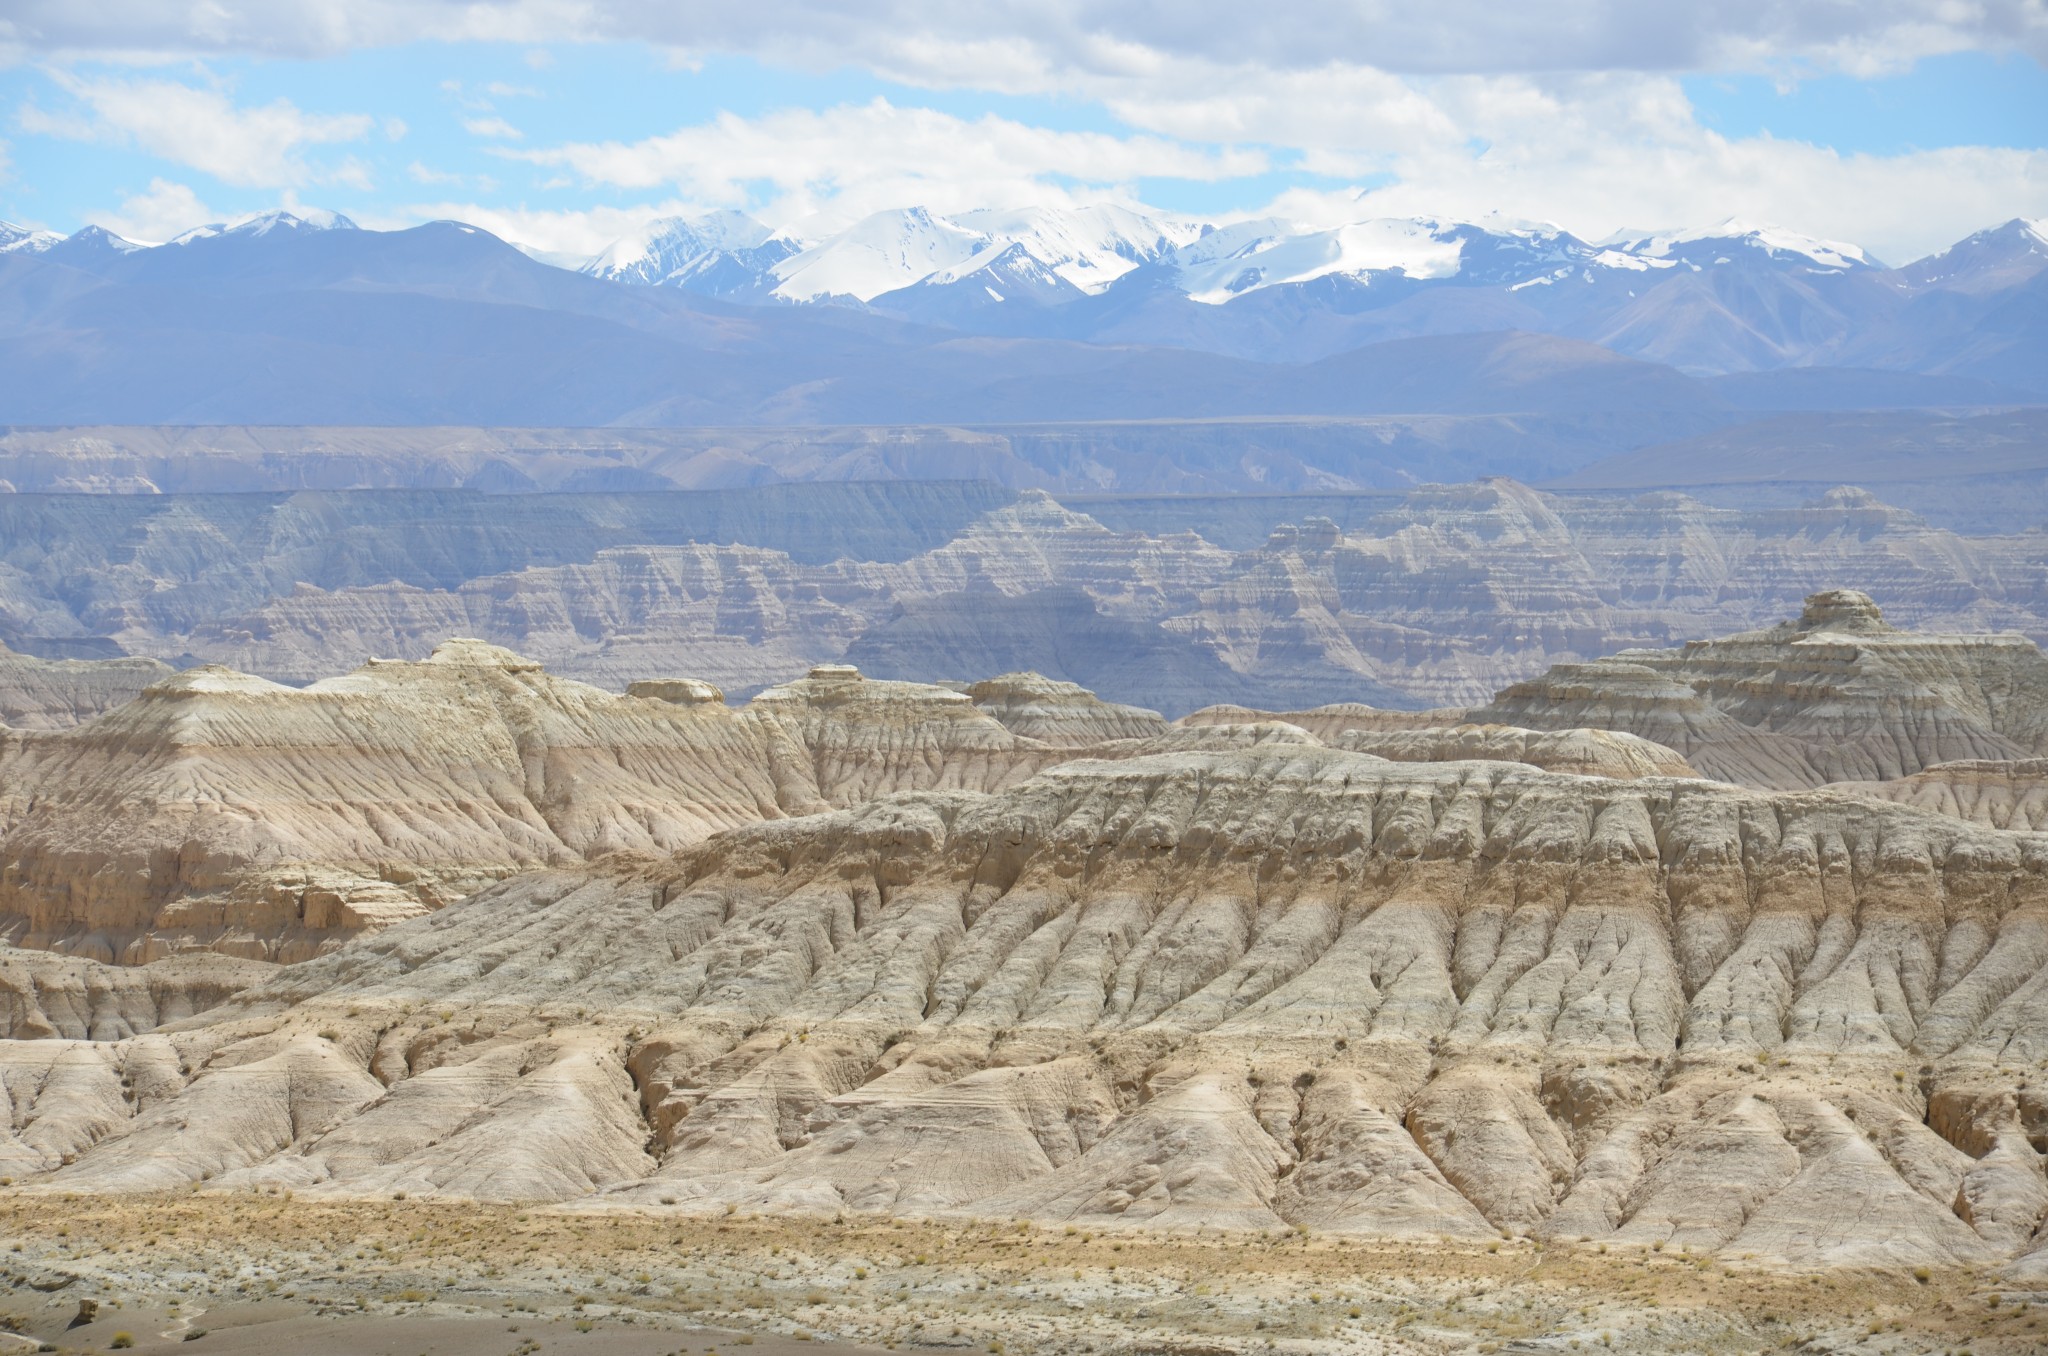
5,480,2048,715
5,745,2047,1276
1207,589,2048,792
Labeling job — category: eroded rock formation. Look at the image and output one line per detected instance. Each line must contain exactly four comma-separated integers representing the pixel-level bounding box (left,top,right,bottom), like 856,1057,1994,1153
1328,723,1699,779
9,479,2048,716
0,648,1104,963
1839,760,2048,832
963,672,1170,746
1200,590,2048,794
5,746,2045,1273
0,646,172,729
1473,589,2048,788
0,948,274,1040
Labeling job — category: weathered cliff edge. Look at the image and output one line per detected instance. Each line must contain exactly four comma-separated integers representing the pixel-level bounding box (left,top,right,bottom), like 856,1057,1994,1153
1193,590,2048,792
4,747,2045,1275
0,639,1688,965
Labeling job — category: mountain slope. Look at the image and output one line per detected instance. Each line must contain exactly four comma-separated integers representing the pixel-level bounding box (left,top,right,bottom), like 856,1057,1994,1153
8,741,2046,1276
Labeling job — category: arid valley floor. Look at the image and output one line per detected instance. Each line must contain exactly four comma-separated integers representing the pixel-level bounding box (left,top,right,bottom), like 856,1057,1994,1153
7,1196,2046,1356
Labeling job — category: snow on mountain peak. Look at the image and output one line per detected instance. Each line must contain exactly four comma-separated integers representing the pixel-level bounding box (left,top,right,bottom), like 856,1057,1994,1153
768,206,983,302
0,219,60,254
946,203,1203,293
1622,219,1872,270
767,203,1200,302
236,207,357,234
593,211,774,271
60,224,151,253
166,209,358,247
579,210,794,288
1169,216,1470,304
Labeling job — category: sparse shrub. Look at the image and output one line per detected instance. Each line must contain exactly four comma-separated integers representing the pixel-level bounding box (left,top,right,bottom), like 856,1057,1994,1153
1913,1266,1932,1283
110,1335,134,1350
183,1331,206,1342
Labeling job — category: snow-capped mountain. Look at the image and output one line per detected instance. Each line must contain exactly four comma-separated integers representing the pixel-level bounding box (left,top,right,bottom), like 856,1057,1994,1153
943,203,1205,294
0,219,61,254
40,224,152,261
766,203,1202,303
1166,216,1467,303
4,202,2038,400
543,205,2042,380
1891,217,2048,294
580,210,801,295
1610,220,1875,272
574,207,1891,315
168,209,360,246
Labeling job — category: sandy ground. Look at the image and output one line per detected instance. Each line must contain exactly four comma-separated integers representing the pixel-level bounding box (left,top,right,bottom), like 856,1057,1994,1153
1,1194,2043,1355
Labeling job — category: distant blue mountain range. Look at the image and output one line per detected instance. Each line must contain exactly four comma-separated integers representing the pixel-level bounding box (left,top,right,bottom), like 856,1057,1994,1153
0,206,2039,425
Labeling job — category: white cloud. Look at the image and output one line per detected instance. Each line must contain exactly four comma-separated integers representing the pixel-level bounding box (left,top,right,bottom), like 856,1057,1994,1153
8,6,2041,265
19,71,375,187
85,176,214,241
512,98,1265,231
363,199,718,258
461,115,523,140
1330,134,2048,266
1,2,2040,76
1176,67,2048,262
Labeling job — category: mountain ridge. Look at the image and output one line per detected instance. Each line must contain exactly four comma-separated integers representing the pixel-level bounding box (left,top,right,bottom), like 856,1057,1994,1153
1,206,2039,424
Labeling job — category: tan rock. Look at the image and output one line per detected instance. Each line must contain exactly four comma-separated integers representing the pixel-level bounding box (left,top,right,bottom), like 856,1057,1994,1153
0,646,171,729
0,646,1085,962
7,746,2045,1271
1329,723,1698,779
1472,589,2048,788
965,672,1170,746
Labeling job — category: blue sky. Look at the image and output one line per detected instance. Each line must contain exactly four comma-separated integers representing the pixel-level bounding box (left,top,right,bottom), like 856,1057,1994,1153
1,3,2043,263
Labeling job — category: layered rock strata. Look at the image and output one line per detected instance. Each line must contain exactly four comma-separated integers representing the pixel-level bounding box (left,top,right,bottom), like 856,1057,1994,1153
1328,723,1699,779
0,647,173,729
1198,590,2048,793
14,478,2048,715
962,672,1170,746
5,747,2045,1273
1473,589,2048,788
0,948,274,1040
0,648,1099,963
1838,760,2048,831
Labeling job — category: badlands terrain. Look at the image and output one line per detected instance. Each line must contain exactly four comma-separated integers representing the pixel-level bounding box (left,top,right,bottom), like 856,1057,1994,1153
7,476,2048,714
0,587,2044,1356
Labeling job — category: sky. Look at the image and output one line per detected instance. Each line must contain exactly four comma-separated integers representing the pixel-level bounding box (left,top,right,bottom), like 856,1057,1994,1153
0,2,2043,266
